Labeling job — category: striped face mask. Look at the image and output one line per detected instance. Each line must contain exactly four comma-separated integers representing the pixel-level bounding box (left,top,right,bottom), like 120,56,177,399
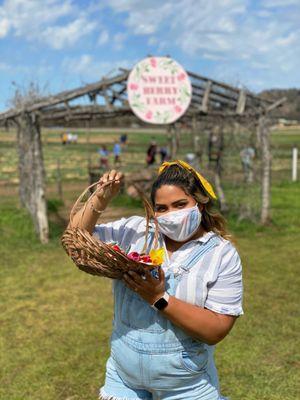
156,204,202,242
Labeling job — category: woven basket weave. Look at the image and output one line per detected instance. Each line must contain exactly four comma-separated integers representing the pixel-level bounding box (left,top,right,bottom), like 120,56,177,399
61,180,159,279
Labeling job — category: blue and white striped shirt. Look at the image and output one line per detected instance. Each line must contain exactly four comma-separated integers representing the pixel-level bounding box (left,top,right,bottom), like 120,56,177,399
94,215,243,316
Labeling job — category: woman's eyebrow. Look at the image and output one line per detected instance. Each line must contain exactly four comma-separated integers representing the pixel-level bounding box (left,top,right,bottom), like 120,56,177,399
171,199,188,205
155,199,188,207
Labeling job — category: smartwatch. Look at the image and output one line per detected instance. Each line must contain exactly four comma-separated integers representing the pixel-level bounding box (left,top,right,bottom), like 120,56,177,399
151,292,170,311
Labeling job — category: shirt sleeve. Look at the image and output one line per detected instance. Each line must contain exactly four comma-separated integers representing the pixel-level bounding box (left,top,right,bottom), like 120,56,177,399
93,217,128,244
205,243,244,316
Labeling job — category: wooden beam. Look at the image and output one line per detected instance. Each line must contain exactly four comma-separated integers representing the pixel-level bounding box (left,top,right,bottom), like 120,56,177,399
236,89,247,115
201,81,212,112
188,70,272,105
265,97,286,113
0,71,129,121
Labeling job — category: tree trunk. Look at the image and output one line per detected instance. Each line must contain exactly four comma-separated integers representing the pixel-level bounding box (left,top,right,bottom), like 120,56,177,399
257,115,271,224
16,113,49,243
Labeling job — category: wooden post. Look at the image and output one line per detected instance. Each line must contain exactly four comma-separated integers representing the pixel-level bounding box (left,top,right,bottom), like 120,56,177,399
257,115,271,224
201,81,212,113
169,124,178,159
86,120,92,172
16,112,49,243
236,89,247,115
56,158,63,200
192,115,202,166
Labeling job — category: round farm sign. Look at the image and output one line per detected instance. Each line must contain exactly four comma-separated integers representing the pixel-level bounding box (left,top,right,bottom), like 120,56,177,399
127,57,192,124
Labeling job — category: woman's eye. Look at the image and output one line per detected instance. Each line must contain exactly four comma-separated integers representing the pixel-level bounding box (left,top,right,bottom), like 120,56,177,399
177,203,187,208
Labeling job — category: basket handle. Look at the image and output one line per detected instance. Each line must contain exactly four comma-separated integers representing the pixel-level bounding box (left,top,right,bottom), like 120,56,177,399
69,179,116,227
69,178,159,251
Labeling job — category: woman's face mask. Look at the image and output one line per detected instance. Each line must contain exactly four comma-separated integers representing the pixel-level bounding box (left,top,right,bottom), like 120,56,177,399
156,204,202,242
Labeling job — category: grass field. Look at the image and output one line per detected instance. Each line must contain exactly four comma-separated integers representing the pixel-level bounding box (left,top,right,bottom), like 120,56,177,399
0,127,300,399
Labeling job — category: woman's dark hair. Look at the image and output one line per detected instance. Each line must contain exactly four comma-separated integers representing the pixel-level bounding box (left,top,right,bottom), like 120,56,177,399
151,164,232,241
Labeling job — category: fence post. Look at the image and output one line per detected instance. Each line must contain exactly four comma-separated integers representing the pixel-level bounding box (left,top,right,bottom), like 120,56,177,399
56,158,63,200
292,147,298,182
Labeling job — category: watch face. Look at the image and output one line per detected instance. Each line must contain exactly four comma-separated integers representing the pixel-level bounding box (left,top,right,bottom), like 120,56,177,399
154,297,168,310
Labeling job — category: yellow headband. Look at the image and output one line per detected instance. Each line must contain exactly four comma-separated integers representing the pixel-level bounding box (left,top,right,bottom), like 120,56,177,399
158,160,217,200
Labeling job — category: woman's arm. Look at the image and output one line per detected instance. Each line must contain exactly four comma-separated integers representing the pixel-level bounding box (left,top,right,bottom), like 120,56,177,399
68,170,124,234
123,268,237,345
161,295,236,345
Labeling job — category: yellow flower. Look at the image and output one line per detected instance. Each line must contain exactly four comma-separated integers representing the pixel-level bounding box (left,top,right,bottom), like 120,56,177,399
149,248,165,265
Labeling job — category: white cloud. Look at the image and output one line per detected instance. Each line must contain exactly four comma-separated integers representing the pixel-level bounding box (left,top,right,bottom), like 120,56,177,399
113,32,127,50
0,0,74,36
0,15,9,37
98,30,109,45
0,0,97,48
62,54,132,81
41,18,97,50
0,61,9,70
107,0,300,82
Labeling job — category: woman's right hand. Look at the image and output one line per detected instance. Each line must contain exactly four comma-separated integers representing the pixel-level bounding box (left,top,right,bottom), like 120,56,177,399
95,169,124,203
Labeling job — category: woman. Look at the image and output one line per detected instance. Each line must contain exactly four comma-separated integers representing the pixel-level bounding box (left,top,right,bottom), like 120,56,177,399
70,160,243,400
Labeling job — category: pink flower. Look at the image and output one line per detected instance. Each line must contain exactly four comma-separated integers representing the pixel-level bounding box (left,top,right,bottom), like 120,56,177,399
174,105,182,113
145,111,153,120
127,252,141,261
177,73,186,81
150,58,157,68
129,83,139,91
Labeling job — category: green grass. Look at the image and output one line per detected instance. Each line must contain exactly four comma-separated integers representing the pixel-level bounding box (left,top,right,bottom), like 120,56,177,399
0,180,300,399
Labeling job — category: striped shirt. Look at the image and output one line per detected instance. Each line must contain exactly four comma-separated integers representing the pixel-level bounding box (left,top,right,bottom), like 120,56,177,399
93,215,243,316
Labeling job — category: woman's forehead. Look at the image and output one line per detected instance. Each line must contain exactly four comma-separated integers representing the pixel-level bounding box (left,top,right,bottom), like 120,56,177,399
154,185,191,202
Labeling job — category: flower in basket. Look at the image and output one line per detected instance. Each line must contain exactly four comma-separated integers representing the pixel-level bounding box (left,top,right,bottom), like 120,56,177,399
149,248,164,265
127,252,141,261
108,243,164,266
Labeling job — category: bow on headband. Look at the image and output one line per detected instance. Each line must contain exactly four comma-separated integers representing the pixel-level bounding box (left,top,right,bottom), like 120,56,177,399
158,160,217,200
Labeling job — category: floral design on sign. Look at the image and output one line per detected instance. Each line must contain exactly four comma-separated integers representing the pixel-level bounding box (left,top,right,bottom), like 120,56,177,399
127,57,192,124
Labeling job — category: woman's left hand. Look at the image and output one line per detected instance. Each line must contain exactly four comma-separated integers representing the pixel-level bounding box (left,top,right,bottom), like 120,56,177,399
123,267,165,305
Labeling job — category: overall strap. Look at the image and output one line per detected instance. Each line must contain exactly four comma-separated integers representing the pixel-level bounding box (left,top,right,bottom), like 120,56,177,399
179,235,220,273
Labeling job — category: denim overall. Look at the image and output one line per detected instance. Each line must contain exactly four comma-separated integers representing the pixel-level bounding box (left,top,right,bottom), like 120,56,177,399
101,234,224,400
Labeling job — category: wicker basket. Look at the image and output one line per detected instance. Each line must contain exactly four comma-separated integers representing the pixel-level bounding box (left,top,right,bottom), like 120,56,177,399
61,180,159,279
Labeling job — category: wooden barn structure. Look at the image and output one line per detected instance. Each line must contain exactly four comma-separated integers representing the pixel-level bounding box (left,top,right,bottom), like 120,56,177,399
0,66,285,243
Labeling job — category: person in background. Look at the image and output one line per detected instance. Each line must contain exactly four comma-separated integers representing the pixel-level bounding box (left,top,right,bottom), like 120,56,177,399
120,133,128,150
159,145,169,164
98,145,109,170
61,132,68,145
146,139,157,167
240,146,255,183
113,140,122,166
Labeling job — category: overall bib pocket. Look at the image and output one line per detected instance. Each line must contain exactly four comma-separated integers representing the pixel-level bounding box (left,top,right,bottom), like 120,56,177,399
120,287,167,333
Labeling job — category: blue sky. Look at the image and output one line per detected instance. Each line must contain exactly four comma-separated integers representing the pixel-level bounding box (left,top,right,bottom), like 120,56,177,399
0,0,299,111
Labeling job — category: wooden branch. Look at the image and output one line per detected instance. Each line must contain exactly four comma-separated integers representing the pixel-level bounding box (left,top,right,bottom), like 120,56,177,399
265,97,286,113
